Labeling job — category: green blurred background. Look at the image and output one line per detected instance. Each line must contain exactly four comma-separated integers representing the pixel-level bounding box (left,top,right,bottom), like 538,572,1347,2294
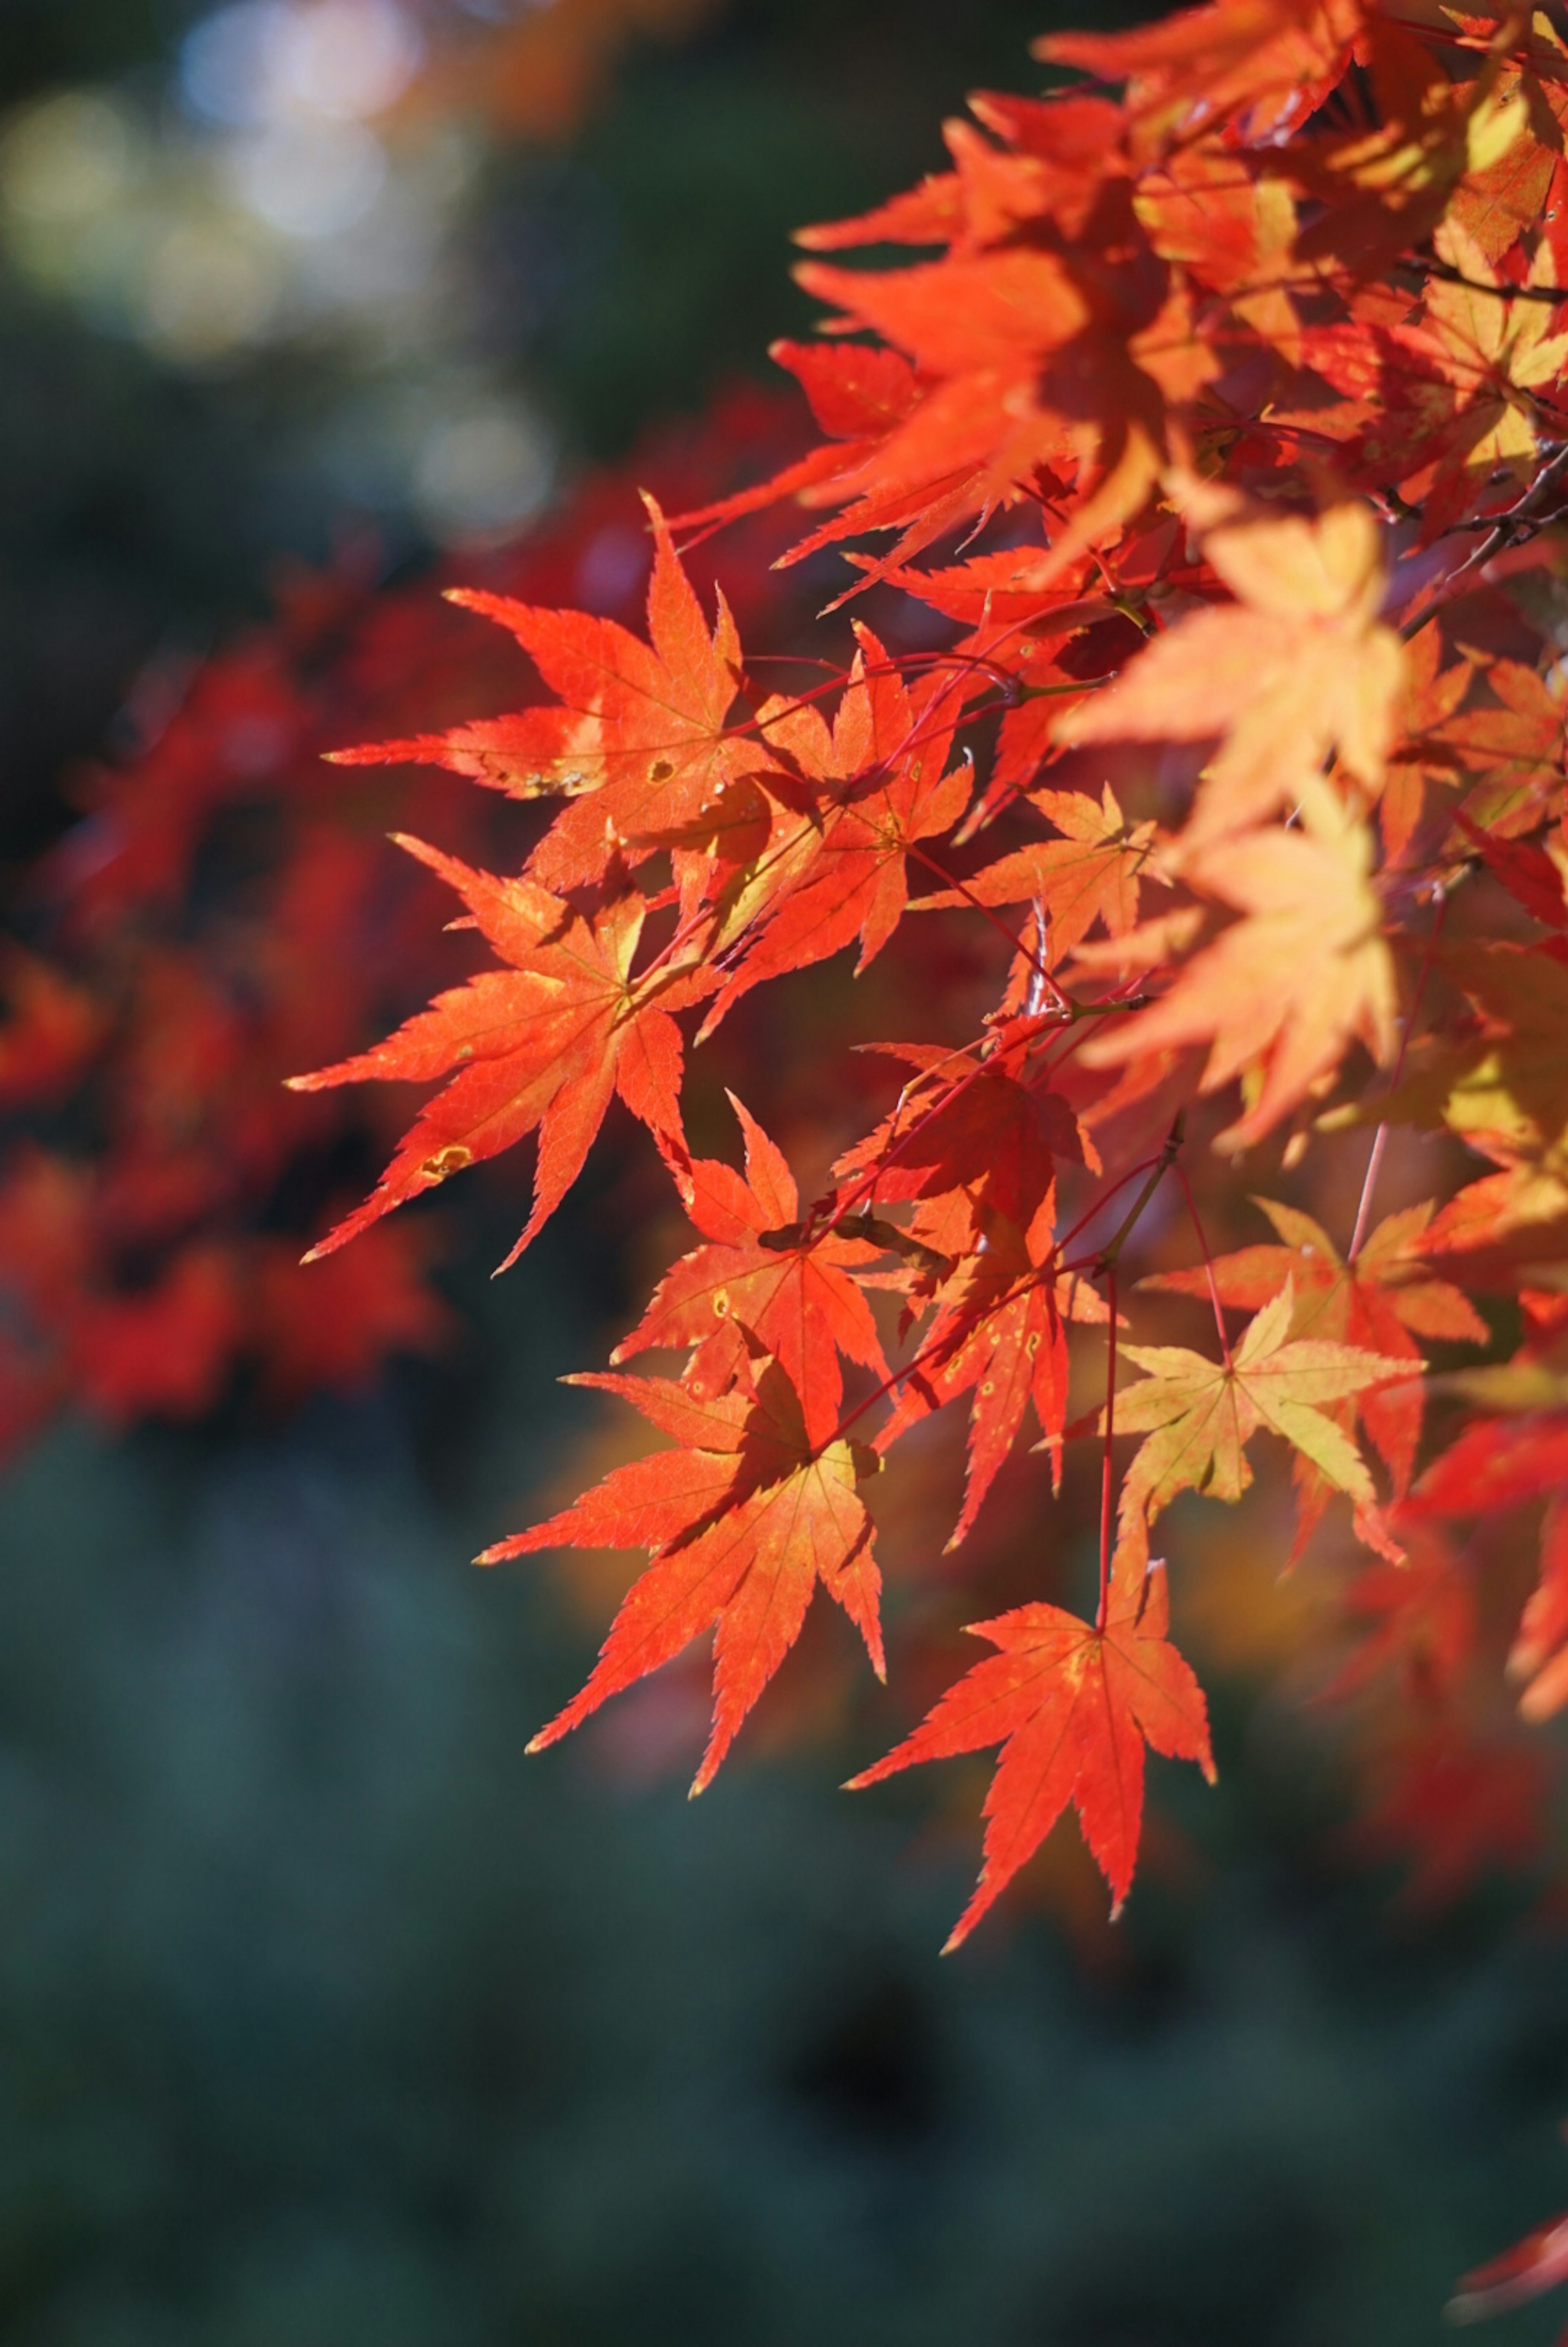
1,4,1567,2340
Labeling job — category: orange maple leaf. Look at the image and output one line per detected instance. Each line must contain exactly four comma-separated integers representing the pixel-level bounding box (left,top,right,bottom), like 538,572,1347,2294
697,626,969,1030
878,1205,1107,1547
1074,781,1397,1150
484,1354,884,1793
287,836,704,1265
1041,0,1365,159
848,1520,1214,1943
913,784,1160,962
326,498,757,894
1056,486,1406,846
612,1092,889,1446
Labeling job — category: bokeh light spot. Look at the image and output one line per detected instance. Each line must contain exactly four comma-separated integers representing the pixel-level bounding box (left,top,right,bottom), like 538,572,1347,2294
414,407,553,543
229,122,388,238
0,94,142,225
275,2,425,123
140,219,283,359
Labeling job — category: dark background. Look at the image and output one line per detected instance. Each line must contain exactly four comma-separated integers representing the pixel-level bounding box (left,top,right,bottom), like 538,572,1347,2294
1,4,1566,2340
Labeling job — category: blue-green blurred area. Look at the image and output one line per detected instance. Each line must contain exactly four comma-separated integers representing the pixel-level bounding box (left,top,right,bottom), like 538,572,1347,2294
1,1262,1567,2346
3,4,1568,2342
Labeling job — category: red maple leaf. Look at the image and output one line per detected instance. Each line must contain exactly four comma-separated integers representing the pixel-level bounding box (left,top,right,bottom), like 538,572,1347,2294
697,626,970,1031
612,1092,889,1445
327,498,759,895
287,835,704,1265
484,1353,884,1792
849,1523,1213,1944
878,1203,1107,1547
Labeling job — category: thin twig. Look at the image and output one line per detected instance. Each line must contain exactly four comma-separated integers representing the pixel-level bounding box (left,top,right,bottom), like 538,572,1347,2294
1175,1161,1233,1369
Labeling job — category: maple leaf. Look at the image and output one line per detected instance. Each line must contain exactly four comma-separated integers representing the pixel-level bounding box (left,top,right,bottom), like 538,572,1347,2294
1441,661,1568,840
878,1205,1107,1547
325,498,759,894
1056,486,1406,845
1144,1197,1484,1543
612,1092,889,1445
913,785,1160,961
697,627,969,1029
1040,0,1365,159
482,1354,884,1792
287,836,704,1266
1326,224,1568,541
1113,1276,1418,1539
830,1054,1086,1255
1455,810,1568,931
683,98,1173,591
1376,620,1474,866
847,1519,1214,1944
1075,782,1397,1150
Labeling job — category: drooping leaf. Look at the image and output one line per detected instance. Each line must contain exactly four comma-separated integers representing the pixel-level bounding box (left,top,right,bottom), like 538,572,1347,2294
485,1353,884,1792
1113,1275,1418,1541
848,1518,1214,1943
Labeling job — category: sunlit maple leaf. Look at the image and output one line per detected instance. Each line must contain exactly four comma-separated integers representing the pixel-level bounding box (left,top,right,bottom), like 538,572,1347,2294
1316,224,1568,541
913,784,1160,962
1377,620,1474,865
1075,782,1396,1150
287,835,705,1265
1144,1197,1484,1546
325,498,759,892
1040,0,1365,159
1056,486,1405,845
1440,660,1568,840
612,1092,888,1445
483,1354,884,1792
1113,1275,1417,1538
684,97,1172,591
848,1519,1214,1944
697,626,969,1029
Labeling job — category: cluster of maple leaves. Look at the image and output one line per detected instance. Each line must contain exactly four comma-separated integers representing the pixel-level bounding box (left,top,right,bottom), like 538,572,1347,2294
286,0,1568,1972
9,0,1568,2314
